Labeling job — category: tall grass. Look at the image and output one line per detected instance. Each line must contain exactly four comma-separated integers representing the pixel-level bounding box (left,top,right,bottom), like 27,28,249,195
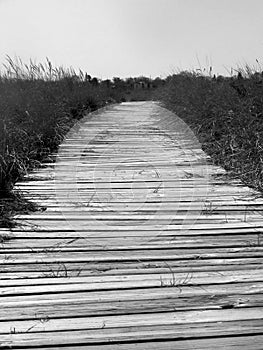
158,69,263,192
0,57,127,196
0,58,124,207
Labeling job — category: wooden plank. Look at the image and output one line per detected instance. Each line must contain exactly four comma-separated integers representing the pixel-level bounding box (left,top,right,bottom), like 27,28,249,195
1,269,263,295
1,258,263,277
5,226,263,238
1,308,263,334
1,248,263,266
2,234,261,251
7,335,263,350
1,292,262,321
0,282,262,305
1,321,263,348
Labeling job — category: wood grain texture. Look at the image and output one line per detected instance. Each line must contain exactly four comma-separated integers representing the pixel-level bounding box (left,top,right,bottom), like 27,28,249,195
1,102,263,349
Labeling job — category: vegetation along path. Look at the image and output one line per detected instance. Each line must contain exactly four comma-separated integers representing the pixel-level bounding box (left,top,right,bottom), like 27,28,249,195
1,101,263,349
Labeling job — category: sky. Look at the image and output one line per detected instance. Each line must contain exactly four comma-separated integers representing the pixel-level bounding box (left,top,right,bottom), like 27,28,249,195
0,0,263,78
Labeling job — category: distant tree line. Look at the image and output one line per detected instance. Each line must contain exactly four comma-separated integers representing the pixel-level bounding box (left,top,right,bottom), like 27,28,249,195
74,74,167,91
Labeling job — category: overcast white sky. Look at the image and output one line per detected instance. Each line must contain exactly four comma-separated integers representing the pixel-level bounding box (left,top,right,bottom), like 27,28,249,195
0,0,263,78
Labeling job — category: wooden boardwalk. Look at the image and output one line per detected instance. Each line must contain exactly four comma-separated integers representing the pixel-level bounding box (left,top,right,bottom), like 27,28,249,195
1,101,263,349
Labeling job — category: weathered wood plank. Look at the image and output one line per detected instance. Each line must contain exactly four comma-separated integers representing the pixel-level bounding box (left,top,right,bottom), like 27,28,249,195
1,248,263,266
1,258,263,278
1,308,263,334
7,335,263,350
1,293,262,321
0,282,262,304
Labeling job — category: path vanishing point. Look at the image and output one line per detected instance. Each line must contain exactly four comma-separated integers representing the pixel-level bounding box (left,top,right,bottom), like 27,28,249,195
1,101,263,349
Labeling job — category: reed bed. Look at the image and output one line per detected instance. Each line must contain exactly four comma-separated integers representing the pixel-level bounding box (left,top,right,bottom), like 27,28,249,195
158,68,263,193
0,57,124,226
